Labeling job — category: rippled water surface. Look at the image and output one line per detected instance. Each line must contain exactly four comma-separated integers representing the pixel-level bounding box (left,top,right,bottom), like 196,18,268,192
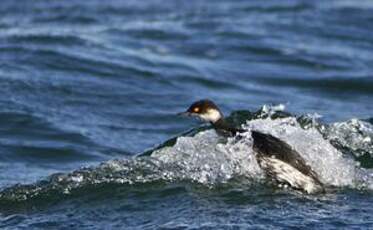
0,0,373,229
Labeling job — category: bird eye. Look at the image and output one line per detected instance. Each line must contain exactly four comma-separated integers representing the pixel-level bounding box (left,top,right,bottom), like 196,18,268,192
193,107,200,113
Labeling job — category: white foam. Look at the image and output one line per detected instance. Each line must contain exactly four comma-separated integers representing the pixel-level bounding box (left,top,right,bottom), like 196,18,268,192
151,130,263,185
2,117,372,202
244,117,361,187
151,117,373,189
324,118,373,158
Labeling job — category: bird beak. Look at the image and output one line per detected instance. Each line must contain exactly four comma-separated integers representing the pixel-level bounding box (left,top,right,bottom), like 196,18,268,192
177,111,191,117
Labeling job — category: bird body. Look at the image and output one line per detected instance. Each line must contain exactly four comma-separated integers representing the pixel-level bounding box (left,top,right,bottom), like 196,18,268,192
180,99,324,194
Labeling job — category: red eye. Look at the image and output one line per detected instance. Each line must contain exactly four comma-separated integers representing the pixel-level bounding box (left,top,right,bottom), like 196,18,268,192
193,107,200,113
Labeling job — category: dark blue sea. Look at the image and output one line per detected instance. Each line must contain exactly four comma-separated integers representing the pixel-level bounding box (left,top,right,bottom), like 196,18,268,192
0,0,372,229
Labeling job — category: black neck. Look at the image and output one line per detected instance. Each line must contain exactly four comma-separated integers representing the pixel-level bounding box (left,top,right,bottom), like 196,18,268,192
211,118,244,136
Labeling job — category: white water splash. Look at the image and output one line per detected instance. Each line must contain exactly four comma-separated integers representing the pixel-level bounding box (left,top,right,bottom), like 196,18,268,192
2,117,372,202
324,118,373,158
259,104,286,117
151,117,372,189
151,130,263,185
243,117,357,187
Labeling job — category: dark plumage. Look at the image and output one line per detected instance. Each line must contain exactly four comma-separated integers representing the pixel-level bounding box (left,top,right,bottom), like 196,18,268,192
179,99,324,193
252,131,324,193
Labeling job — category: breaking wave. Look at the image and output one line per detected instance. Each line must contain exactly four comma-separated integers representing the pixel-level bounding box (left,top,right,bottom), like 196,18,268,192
0,106,372,205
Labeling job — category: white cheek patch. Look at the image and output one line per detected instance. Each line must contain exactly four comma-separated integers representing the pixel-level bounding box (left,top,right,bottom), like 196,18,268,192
199,109,222,123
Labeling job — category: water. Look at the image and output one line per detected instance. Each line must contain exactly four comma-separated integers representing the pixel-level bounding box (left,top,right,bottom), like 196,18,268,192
0,0,373,229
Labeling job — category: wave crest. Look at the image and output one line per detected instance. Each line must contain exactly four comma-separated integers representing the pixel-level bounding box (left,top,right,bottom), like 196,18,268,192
1,111,373,204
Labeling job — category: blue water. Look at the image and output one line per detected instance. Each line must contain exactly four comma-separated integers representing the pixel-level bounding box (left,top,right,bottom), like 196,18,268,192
0,0,373,229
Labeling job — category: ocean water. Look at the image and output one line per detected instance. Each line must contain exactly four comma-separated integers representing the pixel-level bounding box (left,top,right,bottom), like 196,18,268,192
0,0,372,229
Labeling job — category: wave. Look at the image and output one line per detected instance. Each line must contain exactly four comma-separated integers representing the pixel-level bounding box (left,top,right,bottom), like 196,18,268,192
0,111,102,163
5,34,89,47
251,76,373,95
0,106,372,207
323,118,373,168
